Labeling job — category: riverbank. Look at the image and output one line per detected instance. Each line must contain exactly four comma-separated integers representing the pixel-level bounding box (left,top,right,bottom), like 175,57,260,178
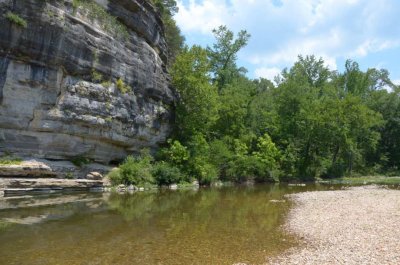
269,185,400,264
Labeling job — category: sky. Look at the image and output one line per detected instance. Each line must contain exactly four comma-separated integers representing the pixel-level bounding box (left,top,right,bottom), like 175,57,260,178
174,0,400,84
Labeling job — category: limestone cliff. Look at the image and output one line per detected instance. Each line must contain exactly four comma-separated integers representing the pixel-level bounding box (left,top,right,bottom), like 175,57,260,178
0,0,175,165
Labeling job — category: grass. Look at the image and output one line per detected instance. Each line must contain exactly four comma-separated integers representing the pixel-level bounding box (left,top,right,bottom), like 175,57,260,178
0,155,22,166
5,12,27,28
72,0,129,40
0,221,13,232
320,176,400,185
116,78,132,94
91,69,103,83
101,80,112,88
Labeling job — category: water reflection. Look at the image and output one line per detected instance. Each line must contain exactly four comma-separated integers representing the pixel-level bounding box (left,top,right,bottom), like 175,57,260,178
0,184,333,265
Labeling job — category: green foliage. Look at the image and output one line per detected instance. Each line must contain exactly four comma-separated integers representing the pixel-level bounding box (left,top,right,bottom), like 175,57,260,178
118,151,154,186
65,172,74,179
109,22,400,184
5,12,27,28
0,155,22,166
101,80,112,88
189,157,218,185
72,0,129,40
171,46,219,139
226,155,274,183
253,133,280,169
152,162,184,186
207,25,251,92
159,140,189,166
71,156,92,167
151,0,185,63
107,168,122,186
116,78,132,94
91,70,103,83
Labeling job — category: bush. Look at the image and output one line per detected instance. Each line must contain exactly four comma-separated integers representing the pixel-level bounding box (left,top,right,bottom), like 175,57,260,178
116,78,132,94
118,152,153,185
152,162,184,186
5,12,27,28
107,168,122,185
91,70,103,83
0,155,22,166
189,158,218,185
71,156,92,167
226,155,274,183
159,139,189,166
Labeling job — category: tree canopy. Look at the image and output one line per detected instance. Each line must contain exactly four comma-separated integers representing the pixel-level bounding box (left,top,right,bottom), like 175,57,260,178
111,19,400,185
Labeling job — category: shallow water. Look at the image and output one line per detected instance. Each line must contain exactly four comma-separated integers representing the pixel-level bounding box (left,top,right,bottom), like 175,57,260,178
0,184,357,265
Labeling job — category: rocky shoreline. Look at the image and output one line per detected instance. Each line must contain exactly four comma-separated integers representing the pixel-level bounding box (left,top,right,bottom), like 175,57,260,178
269,186,400,265
0,158,201,197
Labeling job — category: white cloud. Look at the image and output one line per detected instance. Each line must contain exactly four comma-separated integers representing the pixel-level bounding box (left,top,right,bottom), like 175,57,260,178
254,67,281,81
176,0,229,34
176,0,400,77
350,39,400,57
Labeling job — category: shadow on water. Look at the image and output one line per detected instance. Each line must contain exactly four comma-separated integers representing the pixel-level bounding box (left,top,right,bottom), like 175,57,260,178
0,183,380,265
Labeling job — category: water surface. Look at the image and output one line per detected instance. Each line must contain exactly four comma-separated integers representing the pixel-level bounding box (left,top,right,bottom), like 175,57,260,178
0,184,351,264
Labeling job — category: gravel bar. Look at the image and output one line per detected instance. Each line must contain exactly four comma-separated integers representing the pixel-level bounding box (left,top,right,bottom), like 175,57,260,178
269,185,400,265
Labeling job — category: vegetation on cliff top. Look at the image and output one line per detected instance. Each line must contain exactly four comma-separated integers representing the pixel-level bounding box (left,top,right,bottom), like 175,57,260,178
151,0,185,64
72,0,129,40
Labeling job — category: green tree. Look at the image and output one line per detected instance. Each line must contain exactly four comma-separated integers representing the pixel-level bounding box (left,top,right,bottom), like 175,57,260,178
171,45,219,140
152,0,185,63
207,25,251,92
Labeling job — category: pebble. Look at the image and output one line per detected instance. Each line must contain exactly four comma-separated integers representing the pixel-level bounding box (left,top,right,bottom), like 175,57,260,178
269,186,400,265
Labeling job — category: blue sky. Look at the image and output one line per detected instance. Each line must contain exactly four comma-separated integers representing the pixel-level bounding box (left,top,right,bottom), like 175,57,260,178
175,0,400,84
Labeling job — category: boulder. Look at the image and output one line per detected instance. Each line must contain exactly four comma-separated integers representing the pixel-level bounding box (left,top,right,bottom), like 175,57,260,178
86,172,103,181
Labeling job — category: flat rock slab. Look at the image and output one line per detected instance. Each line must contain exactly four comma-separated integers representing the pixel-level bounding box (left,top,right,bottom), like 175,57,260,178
0,160,56,177
269,186,400,265
1,178,104,196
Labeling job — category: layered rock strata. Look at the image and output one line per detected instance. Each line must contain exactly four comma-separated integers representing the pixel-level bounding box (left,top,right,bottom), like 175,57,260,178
0,0,175,165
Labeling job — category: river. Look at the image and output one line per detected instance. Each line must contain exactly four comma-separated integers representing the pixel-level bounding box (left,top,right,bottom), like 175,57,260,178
0,183,373,264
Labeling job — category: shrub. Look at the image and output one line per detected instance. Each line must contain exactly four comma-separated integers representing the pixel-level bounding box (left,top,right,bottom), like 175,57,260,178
5,12,27,28
71,156,92,167
0,155,22,166
101,80,112,88
118,152,153,185
72,0,129,40
65,172,75,179
209,139,234,176
91,70,103,83
159,139,189,166
107,168,123,185
116,78,132,94
152,162,184,186
189,158,218,185
226,155,275,183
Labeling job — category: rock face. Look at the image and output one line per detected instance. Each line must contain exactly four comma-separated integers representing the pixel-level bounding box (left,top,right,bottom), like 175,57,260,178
0,0,175,164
